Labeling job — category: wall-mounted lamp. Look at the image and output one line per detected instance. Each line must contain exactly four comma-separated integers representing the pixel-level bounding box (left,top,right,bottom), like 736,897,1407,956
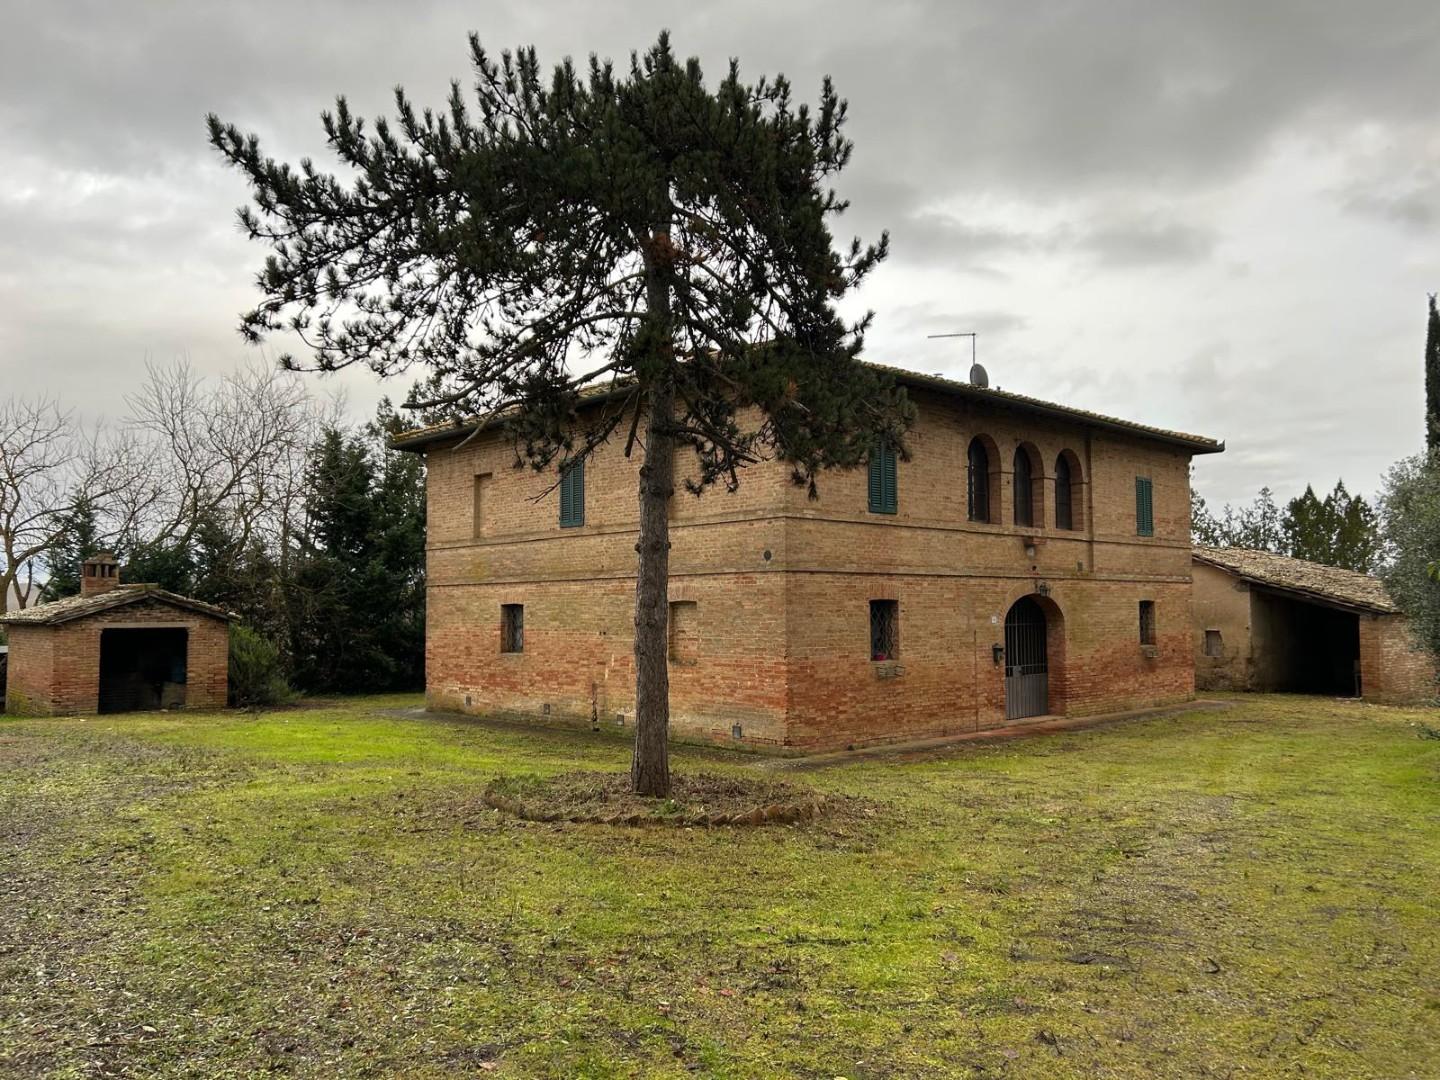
1036,581,1051,598
992,642,1005,666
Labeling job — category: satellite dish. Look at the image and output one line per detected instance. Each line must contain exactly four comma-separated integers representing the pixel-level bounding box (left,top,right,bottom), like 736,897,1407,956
969,362,989,388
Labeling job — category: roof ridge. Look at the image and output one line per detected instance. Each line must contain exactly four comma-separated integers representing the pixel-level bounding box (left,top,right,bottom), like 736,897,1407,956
391,359,1224,453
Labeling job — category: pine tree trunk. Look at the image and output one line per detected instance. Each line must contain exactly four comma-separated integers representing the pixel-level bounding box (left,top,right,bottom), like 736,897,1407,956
631,379,674,797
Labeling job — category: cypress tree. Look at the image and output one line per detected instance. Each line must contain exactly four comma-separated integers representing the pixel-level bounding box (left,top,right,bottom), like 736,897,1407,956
209,33,910,796
1427,293,1440,453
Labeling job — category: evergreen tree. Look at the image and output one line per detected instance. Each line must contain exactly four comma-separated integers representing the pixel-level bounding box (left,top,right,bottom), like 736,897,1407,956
1427,293,1440,453
1380,455,1440,666
209,33,910,795
40,494,105,600
1282,480,1380,572
287,411,426,694
1190,478,1223,546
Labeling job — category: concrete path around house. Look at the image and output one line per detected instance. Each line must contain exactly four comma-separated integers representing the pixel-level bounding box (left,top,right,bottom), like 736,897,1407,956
761,698,1236,770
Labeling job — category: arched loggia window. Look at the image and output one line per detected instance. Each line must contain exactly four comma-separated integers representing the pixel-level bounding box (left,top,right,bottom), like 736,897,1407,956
1013,447,1035,527
967,438,991,523
1055,450,1083,531
1055,454,1073,530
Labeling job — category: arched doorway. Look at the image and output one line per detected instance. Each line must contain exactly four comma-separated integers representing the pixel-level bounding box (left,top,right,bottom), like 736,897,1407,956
1004,597,1049,720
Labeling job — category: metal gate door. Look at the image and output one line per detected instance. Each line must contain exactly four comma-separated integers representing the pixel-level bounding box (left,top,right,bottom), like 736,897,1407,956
1004,597,1048,720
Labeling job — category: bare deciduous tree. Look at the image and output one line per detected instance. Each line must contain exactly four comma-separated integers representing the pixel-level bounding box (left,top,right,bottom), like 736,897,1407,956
0,396,138,611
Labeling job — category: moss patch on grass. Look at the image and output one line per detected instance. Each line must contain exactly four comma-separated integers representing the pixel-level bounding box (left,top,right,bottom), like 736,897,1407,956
2,695,1440,1078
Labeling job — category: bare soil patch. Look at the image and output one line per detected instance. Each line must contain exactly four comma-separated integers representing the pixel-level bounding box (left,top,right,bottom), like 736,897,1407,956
483,769,830,826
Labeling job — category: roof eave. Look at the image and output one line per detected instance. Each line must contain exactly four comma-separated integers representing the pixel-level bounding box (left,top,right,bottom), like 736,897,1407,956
1191,552,1395,616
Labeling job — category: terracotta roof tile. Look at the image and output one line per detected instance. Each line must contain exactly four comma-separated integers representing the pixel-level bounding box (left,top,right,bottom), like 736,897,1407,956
1192,546,1396,614
0,584,237,626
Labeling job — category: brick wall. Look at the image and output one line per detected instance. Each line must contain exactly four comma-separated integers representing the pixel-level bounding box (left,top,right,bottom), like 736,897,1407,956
4,600,230,716
1359,613,1438,705
3,625,55,716
419,390,1202,750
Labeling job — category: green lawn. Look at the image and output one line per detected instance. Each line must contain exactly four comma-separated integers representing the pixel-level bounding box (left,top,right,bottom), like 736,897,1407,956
2,695,1438,1079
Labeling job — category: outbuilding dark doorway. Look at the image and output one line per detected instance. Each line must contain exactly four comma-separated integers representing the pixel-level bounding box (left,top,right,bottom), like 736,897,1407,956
1004,596,1049,720
1253,591,1360,696
98,628,189,713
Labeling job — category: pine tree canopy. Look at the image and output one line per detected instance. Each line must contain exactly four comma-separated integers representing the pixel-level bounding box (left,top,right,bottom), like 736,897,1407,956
207,31,912,492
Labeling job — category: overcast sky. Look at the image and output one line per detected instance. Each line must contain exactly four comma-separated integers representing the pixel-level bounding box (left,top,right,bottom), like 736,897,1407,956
3,0,1437,506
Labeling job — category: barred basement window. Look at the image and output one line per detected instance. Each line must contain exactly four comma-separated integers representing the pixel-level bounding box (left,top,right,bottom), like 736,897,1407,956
1139,600,1156,646
500,604,524,653
869,599,898,661
1204,628,1223,657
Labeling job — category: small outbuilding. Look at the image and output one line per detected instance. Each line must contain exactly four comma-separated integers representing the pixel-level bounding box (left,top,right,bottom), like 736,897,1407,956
1193,546,1437,705
0,554,234,716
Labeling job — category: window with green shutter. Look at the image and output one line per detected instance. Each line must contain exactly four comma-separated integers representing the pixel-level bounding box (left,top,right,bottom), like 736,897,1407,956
868,440,897,514
559,460,585,527
1135,476,1154,536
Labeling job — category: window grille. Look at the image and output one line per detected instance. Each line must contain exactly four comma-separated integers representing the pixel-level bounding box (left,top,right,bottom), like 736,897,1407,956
559,461,585,527
868,440,897,514
1204,628,1222,657
1055,455,1073,530
1136,476,1154,536
968,438,990,522
501,604,524,653
869,599,899,661
1139,600,1156,646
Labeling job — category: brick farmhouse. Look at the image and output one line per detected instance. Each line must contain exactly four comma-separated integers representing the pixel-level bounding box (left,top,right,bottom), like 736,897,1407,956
1,554,233,716
395,366,1224,751
1193,546,1437,705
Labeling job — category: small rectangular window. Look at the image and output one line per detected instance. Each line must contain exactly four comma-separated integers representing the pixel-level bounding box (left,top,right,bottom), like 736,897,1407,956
1135,476,1154,537
500,604,524,653
472,473,492,538
869,599,899,661
868,440,898,514
1139,600,1156,646
668,600,698,665
559,461,585,527
1204,628,1223,657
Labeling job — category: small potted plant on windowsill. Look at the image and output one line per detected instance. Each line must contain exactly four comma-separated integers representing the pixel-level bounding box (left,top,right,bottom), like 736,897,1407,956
871,651,903,678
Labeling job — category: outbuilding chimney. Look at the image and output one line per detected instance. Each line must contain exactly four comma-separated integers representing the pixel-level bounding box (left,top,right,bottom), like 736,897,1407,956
81,552,121,597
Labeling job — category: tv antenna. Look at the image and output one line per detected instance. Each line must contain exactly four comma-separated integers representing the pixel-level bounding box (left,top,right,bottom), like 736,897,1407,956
927,331,988,388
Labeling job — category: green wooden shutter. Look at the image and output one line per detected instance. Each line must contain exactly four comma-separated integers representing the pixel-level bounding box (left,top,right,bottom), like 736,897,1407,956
1136,476,1154,536
882,442,897,513
560,461,584,527
869,441,897,514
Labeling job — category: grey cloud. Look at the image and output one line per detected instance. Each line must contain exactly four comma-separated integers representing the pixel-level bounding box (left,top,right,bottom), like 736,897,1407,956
1076,218,1218,268
2,0,1437,512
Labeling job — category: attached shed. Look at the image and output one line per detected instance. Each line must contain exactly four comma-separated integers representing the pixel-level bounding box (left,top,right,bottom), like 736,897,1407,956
1193,547,1437,705
0,555,234,716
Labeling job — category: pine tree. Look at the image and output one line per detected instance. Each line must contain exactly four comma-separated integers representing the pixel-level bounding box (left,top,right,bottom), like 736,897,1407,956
209,33,910,796
1427,293,1440,453
40,493,105,600
1282,480,1378,572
